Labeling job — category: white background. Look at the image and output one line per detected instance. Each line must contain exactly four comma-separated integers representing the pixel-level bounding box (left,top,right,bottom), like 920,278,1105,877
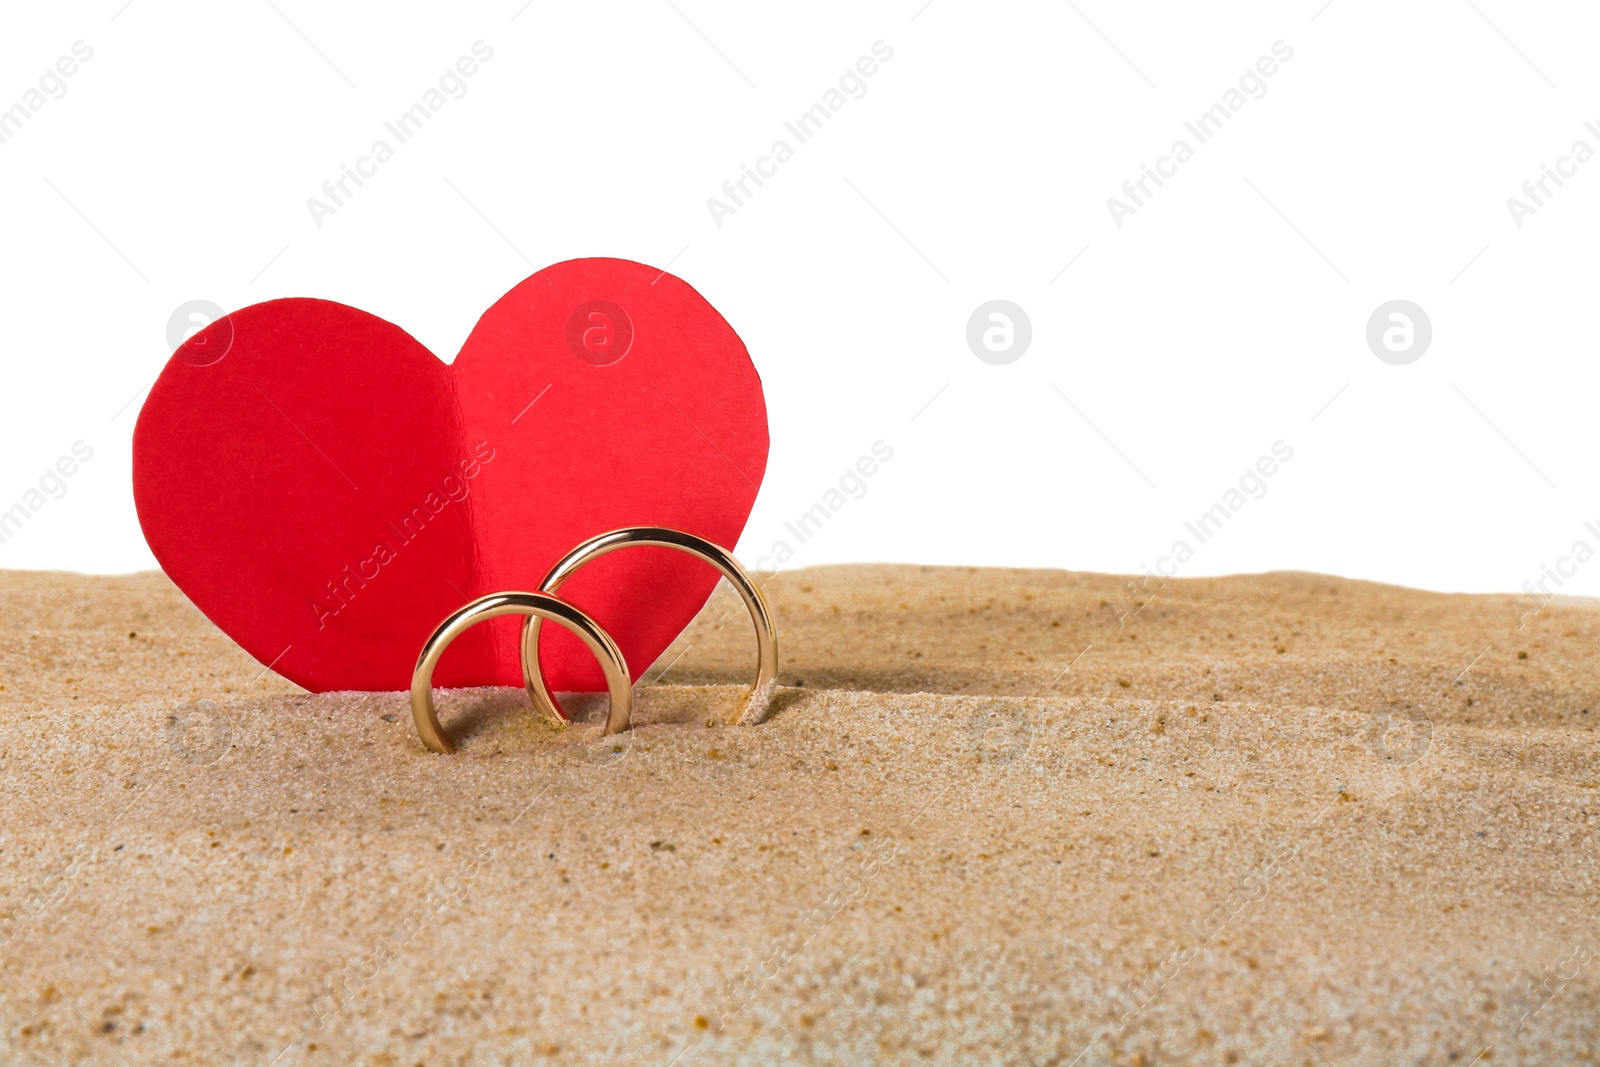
2,0,1597,599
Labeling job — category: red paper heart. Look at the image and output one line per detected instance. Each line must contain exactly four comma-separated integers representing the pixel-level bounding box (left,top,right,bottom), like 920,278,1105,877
133,258,768,692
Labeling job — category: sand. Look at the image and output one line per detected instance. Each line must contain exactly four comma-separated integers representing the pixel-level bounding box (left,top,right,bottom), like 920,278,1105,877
0,564,1596,1065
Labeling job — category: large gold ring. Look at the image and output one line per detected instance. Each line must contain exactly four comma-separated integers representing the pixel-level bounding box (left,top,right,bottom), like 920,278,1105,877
520,527,779,727
411,591,632,753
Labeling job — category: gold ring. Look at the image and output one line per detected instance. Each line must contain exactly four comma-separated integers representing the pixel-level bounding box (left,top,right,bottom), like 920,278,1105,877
411,591,632,753
520,527,779,728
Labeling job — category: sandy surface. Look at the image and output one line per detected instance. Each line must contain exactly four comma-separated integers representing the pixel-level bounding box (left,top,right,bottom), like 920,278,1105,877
0,564,1596,1065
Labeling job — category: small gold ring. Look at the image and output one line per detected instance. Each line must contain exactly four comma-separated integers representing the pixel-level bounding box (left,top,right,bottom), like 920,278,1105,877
520,527,779,727
411,591,631,753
